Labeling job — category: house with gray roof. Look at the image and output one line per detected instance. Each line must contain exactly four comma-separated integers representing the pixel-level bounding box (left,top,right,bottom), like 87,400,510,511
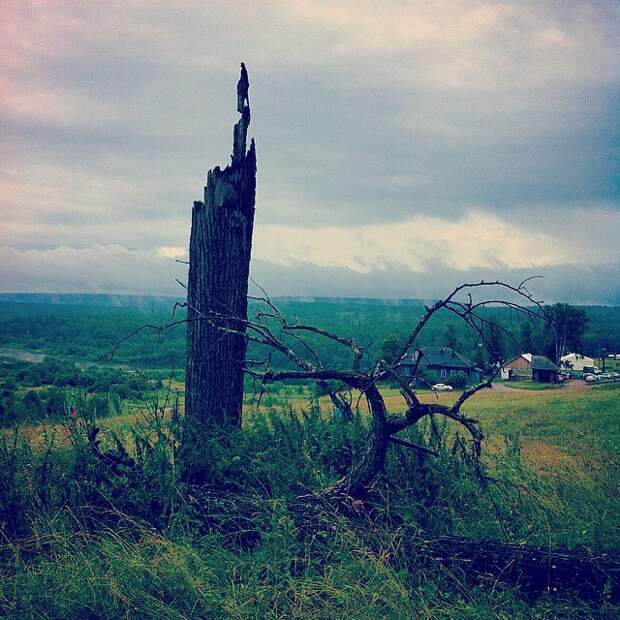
399,347,482,385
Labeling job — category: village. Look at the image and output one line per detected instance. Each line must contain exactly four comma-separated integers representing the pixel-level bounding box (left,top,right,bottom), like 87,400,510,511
398,346,620,391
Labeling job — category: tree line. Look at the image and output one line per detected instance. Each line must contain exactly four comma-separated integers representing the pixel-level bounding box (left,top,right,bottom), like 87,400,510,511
1,299,615,372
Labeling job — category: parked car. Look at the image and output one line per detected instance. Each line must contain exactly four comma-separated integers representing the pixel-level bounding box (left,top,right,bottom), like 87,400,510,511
432,383,453,392
582,366,600,377
584,374,599,383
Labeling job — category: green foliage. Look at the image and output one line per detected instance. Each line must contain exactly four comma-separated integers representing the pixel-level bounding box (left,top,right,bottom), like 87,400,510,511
520,321,534,353
179,404,366,493
2,300,619,372
445,373,468,388
540,303,589,362
0,379,17,426
0,520,413,619
4,515,612,620
0,386,618,617
1,404,617,618
0,357,160,427
443,323,460,350
380,333,402,363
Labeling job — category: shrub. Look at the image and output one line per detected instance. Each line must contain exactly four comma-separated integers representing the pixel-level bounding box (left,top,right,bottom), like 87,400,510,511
445,373,468,388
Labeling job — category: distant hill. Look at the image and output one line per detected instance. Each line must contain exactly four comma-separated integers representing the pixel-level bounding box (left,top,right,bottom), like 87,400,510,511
0,293,180,309
0,293,619,366
0,293,427,308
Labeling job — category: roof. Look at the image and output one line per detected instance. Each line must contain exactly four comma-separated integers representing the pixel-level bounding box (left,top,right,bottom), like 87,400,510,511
560,352,593,362
415,347,474,369
531,355,559,371
502,353,532,367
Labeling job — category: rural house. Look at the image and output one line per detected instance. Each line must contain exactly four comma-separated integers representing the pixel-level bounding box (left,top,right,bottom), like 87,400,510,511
500,353,560,383
399,347,482,385
500,353,532,380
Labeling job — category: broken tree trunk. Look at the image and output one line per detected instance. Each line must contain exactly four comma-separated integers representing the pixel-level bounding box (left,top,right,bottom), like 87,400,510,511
185,63,256,432
408,534,620,602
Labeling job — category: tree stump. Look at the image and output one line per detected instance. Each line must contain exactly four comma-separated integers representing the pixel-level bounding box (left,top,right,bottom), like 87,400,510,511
185,63,256,432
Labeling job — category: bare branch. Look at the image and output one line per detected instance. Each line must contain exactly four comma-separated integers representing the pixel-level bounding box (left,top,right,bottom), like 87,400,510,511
389,436,439,457
111,275,545,499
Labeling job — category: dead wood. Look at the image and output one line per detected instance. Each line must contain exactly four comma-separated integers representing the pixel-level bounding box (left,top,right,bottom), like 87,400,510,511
184,63,257,430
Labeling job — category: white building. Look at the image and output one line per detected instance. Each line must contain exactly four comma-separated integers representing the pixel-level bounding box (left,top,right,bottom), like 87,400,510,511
560,352,594,371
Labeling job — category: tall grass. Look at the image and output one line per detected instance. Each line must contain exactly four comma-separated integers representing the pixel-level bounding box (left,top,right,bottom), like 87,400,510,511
1,391,619,618
2,513,611,619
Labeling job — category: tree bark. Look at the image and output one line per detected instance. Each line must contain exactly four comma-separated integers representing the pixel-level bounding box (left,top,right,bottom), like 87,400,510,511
328,383,389,498
184,63,256,431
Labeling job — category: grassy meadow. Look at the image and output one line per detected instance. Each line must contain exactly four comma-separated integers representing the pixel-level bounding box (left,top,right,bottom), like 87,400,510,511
1,378,619,618
1,298,620,618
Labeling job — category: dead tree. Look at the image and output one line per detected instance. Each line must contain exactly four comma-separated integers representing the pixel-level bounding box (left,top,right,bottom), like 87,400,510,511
105,63,617,594
110,272,620,599
184,63,256,430
178,278,543,497
185,282,618,598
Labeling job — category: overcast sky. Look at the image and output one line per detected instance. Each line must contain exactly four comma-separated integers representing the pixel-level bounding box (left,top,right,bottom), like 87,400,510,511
1,1,619,303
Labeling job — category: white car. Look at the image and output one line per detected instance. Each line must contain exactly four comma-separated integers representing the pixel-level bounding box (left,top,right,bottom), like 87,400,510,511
432,383,453,392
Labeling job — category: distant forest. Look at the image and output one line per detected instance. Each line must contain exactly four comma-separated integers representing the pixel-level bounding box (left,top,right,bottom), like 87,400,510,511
1,295,619,370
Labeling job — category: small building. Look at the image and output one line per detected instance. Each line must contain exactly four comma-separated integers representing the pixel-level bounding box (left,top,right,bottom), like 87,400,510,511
531,355,560,383
500,353,532,380
560,352,594,371
399,347,482,385
500,352,559,383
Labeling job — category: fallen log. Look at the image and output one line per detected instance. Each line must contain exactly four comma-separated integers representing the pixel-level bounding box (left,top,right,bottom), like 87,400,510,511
407,533,620,603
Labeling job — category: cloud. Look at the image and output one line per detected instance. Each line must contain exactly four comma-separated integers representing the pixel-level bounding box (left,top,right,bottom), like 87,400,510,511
281,0,619,89
0,1,619,301
2,243,618,306
0,245,186,296
158,246,186,259
253,210,578,273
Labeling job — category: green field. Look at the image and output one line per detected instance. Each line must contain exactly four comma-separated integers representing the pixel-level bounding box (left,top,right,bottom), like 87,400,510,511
1,299,620,618
1,382,619,618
